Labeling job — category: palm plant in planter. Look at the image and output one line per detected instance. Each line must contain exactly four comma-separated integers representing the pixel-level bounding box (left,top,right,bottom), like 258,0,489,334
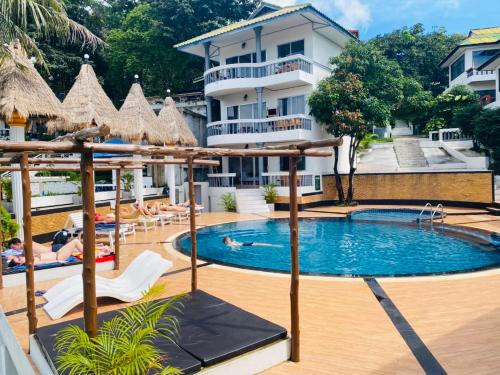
55,285,184,375
220,192,236,212
121,172,134,199
262,182,278,211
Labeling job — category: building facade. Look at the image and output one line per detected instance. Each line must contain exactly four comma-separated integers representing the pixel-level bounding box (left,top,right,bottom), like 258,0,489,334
175,3,355,208
440,27,500,107
477,50,500,109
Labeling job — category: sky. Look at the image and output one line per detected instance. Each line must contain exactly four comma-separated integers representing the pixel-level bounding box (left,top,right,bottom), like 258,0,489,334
266,0,500,40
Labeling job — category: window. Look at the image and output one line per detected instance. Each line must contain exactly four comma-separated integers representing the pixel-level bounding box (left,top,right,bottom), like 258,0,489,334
226,102,266,120
278,95,306,116
227,106,238,120
476,89,496,105
280,156,305,171
277,40,305,58
450,54,465,81
472,49,500,68
225,51,266,65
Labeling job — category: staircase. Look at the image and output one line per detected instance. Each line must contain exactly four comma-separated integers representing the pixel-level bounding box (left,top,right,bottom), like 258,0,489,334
394,139,428,168
235,189,270,214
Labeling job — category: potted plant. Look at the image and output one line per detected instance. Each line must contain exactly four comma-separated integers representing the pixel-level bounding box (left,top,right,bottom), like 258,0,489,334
121,172,134,199
220,192,236,212
55,285,184,375
67,171,82,205
262,182,278,211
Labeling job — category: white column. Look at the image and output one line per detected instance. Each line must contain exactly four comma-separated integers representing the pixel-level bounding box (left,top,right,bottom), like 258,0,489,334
10,126,25,239
111,169,117,187
165,156,176,204
133,154,144,204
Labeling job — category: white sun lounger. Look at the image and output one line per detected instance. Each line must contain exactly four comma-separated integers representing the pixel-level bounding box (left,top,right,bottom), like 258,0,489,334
43,250,172,320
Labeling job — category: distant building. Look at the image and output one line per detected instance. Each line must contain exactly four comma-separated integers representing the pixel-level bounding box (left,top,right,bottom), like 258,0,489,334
440,27,500,107
477,50,500,109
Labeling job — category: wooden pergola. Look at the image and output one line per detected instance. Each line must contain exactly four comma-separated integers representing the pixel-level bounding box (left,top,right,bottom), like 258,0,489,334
0,126,342,362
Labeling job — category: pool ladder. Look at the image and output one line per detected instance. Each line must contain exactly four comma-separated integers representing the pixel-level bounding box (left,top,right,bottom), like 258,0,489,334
418,203,445,225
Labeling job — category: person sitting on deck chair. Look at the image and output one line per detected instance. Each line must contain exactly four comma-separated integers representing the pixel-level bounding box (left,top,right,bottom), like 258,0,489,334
4,238,112,267
223,236,282,249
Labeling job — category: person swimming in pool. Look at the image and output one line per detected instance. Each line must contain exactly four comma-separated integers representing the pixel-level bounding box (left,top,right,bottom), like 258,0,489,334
223,236,282,249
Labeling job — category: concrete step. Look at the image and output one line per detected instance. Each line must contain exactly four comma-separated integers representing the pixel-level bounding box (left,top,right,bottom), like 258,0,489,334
394,140,428,168
235,188,269,214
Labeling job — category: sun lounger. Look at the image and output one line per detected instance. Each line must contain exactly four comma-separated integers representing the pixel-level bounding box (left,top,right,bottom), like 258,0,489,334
65,212,135,246
43,250,172,320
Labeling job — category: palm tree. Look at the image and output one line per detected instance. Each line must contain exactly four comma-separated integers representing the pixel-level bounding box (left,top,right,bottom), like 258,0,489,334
55,285,185,375
0,0,102,67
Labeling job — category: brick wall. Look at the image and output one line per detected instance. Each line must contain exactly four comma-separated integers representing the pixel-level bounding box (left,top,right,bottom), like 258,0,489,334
276,171,493,207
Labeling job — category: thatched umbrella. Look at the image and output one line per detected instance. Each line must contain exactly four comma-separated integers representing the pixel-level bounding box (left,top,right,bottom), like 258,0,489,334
157,96,198,204
48,61,120,134
0,41,67,239
0,42,67,128
117,82,177,145
118,81,178,203
158,97,197,146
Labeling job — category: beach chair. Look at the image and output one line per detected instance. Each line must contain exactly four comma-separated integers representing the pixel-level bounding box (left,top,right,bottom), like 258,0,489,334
135,215,160,232
43,250,172,320
65,212,135,246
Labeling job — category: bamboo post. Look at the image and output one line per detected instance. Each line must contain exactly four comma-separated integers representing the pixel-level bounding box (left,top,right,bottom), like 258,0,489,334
114,168,122,270
288,156,300,362
80,147,98,337
21,153,37,334
188,157,197,292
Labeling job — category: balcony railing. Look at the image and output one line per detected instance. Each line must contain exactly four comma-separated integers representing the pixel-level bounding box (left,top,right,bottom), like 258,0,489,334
208,173,236,187
466,69,495,78
262,172,314,187
207,115,312,137
204,55,313,85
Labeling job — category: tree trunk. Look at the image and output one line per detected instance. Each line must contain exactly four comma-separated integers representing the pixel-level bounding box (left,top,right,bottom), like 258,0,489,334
346,138,358,203
333,146,345,203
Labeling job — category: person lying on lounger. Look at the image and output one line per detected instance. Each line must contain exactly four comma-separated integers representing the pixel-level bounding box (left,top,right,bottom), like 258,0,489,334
223,236,283,249
178,200,204,210
157,202,189,213
95,210,139,224
4,238,112,267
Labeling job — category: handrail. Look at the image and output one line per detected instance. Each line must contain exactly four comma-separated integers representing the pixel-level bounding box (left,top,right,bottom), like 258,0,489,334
418,203,433,224
431,204,445,224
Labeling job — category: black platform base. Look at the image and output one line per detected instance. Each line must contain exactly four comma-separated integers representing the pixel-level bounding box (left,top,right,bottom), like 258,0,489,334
36,290,287,374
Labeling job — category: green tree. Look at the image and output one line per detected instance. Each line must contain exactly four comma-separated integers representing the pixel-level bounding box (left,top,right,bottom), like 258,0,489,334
0,0,102,68
310,71,369,203
473,108,500,174
393,76,435,131
433,85,479,127
56,285,184,375
104,0,258,102
371,24,465,95
452,103,483,150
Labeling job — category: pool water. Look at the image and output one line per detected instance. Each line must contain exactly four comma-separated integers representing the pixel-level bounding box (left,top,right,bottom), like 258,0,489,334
177,218,500,276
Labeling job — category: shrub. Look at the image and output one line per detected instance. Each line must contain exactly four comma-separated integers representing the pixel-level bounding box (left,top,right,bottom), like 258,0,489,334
55,285,184,375
262,183,278,204
2,178,12,202
423,117,445,134
0,205,19,241
220,192,236,212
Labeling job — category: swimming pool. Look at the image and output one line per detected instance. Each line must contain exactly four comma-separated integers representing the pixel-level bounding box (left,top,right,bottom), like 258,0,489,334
176,217,500,277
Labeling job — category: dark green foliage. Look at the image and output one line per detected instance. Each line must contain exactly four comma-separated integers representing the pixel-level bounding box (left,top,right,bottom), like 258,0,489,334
0,205,19,241
452,103,483,149
473,108,500,173
371,24,465,95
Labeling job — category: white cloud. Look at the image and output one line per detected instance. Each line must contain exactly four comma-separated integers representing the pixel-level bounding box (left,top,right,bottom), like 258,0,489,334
265,0,371,30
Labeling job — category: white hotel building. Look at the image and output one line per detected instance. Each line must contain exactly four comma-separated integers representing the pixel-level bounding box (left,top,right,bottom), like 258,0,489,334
440,27,500,108
175,3,356,211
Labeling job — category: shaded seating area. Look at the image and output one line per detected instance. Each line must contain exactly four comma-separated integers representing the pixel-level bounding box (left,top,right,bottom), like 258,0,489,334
36,290,288,374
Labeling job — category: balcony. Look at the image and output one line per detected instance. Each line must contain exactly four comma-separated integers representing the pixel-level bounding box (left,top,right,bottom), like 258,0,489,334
450,69,496,88
204,55,315,96
207,115,314,146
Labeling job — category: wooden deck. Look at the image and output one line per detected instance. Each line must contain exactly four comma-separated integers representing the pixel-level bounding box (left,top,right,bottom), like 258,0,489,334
1,207,500,374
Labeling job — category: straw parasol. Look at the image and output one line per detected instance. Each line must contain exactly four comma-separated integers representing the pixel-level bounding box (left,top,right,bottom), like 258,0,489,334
158,96,198,146
118,82,176,145
48,61,121,134
0,42,67,126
